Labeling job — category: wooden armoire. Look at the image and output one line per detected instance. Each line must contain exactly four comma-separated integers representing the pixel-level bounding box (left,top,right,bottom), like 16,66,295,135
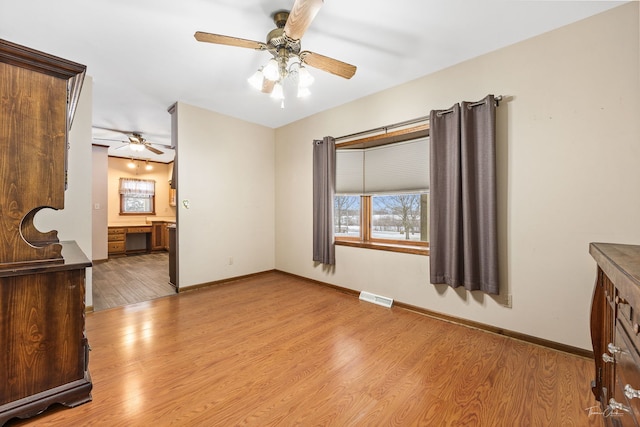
0,39,92,424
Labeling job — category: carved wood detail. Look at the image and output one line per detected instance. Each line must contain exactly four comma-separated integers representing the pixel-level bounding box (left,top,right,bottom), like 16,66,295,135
0,39,85,267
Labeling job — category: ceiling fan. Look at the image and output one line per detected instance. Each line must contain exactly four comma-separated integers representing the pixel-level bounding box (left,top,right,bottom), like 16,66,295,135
125,133,164,155
92,127,165,155
194,0,356,98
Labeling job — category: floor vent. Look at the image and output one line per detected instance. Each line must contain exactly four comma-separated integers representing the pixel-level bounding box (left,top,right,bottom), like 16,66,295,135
359,291,393,308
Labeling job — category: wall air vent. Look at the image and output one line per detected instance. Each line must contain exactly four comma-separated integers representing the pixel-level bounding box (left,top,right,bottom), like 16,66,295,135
359,291,393,308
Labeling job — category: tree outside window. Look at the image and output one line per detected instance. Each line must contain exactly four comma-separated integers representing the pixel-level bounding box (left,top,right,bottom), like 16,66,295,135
372,194,422,241
334,195,360,237
334,193,429,246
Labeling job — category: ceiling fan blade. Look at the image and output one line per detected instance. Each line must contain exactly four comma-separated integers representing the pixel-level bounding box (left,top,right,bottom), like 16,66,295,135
128,135,142,144
300,51,357,79
283,0,323,40
93,137,126,143
262,79,275,94
194,32,267,50
92,126,129,134
144,144,164,155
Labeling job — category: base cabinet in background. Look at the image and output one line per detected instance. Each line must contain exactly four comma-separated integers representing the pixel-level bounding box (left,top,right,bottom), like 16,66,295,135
151,221,171,251
107,227,126,255
109,223,172,257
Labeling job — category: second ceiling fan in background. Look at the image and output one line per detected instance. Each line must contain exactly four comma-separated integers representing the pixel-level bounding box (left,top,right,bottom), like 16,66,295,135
93,127,165,155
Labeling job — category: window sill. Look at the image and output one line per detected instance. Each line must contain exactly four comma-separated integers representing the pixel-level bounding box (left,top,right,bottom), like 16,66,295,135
120,212,155,216
335,240,429,256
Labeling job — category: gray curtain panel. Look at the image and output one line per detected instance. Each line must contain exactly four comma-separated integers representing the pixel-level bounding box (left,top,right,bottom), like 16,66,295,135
461,95,499,294
430,95,499,294
429,103,464,287
312,136,336,265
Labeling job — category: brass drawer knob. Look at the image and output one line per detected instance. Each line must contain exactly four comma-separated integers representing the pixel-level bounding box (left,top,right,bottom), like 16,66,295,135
608,342,623,355
608,398,632,413
625,384,640,400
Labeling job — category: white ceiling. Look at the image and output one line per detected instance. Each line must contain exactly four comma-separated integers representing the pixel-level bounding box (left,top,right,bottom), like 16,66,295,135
0,0,626,157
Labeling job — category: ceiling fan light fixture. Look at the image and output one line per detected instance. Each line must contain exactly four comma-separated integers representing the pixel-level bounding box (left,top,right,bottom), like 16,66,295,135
130,143,145,152
248,69,265,91
297,65,314,88
271,82,285,100
263,58,280,81
194,1,357,108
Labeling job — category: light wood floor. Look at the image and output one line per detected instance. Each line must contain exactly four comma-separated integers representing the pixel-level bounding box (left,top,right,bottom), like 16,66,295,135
92,252,175,311
8,271,603,426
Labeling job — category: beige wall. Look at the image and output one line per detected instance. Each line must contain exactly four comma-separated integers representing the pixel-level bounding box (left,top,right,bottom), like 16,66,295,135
35,76,94,307
92,145,109,261
274,3,640,350
175,102,276,288
107,158,176,224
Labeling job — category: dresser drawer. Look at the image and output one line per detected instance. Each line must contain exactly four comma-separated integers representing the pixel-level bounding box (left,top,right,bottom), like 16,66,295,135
108,227,125,235
127,226,151,234
613,323,640,425
108,241,125,254
107,233,124,242
590,243,640,424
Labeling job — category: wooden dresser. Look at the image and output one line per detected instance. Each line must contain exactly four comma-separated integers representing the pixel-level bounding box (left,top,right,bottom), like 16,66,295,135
0,39,91,423
590,243,640,425
0,242,91,424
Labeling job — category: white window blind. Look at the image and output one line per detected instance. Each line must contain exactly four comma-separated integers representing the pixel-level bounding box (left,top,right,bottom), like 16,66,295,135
336,137,429,195
119,178,155,197
336,149,364,194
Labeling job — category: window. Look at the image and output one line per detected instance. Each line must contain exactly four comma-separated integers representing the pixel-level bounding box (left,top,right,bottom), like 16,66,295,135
334,195,360,238
334,193,428,254
334,126,429,255
371,193,428,242
119,178,156,215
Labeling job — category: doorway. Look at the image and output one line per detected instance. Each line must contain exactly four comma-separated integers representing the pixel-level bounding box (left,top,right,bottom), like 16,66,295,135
91,148,177,311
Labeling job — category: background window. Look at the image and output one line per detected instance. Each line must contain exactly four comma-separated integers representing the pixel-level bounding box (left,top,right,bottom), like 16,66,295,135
119,178,156,215
122,195,154,213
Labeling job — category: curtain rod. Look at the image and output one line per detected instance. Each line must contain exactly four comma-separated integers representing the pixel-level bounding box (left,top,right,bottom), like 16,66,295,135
435,95,503,117
334,116,428,142
334,95,503,142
